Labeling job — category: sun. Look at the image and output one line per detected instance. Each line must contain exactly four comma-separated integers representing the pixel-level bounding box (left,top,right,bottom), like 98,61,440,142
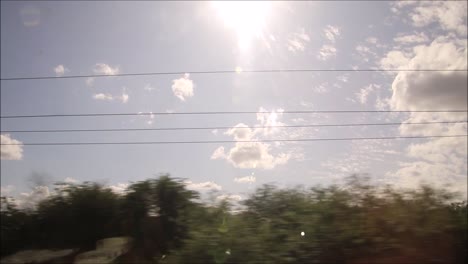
212,1,271,50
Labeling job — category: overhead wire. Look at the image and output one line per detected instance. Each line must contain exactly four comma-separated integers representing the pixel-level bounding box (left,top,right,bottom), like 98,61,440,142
1,120,466,133
1,110,467,119
1,135,466,146
1,68,467,81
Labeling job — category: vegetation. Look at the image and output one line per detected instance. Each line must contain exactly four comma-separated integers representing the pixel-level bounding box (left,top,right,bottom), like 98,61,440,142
1,175,467,263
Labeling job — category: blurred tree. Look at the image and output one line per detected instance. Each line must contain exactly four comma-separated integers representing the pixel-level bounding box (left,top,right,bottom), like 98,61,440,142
120,175,199,262
35,182,121,249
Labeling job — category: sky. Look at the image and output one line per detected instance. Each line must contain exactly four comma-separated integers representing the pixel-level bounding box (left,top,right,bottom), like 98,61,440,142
1,1,467,208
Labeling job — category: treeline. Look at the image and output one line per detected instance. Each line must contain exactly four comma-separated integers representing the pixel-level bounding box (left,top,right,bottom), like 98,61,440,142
1,175,467,263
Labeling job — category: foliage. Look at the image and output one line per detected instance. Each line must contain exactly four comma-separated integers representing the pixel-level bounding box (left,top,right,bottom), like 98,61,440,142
1,175,467,264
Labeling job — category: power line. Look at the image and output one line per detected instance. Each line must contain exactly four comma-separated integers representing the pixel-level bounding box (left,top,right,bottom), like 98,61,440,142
1,135,466,146
1,121,466,133
1,110,467,119
1,68,467,81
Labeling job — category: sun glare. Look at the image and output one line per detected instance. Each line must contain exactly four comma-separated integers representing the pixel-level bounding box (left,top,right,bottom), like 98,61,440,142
212,1,271,50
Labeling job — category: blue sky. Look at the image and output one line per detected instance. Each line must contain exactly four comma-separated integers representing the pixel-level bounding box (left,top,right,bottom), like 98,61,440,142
1,1,467,207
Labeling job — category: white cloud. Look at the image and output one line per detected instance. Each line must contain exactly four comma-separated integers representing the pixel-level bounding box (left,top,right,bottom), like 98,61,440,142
380,50,412,69
355,45,378,63
388,156,467,196
211,146,226,160
54,65,68,77
375,96,390,111
287,28,310,53
313,83,329,94
385,36,468,197
409,1,467,36
234,175,256,183
317,45,337,60
93,93,114,101
211,108,292,169
1,134,23,160
316,25,341,60
211,142,290,169
355,84,379,104
109,183,129,194
184,181,222,191
92,90,129,103
172,73,194,101
1,185,15,196
216,194,243,201
388,39,467,111
323,25,341,43
16,186,50,210
337,74,350,83
120,91,129,103
64,177,78,184
93,63,120,75
225,123,253,140
394,32,429,44
322,139,400,177
254,108,286,137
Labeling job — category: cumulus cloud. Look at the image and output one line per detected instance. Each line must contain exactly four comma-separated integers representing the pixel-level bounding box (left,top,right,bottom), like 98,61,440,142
1,134,23,160
287,28,310,53
380,50,411,69
54,65,68,77
385,34,467,196
184,181,222,191
225,123,253,140
388,40,467,111
211,108,292,169
93,63,120,75
317,45,337,60
234,175,256,183
254,108,285,136
211,146,226,159
211,141,290,169
172,73,194,101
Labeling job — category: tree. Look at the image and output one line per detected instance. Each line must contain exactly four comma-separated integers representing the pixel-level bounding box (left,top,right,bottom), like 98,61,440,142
120,175,199,261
